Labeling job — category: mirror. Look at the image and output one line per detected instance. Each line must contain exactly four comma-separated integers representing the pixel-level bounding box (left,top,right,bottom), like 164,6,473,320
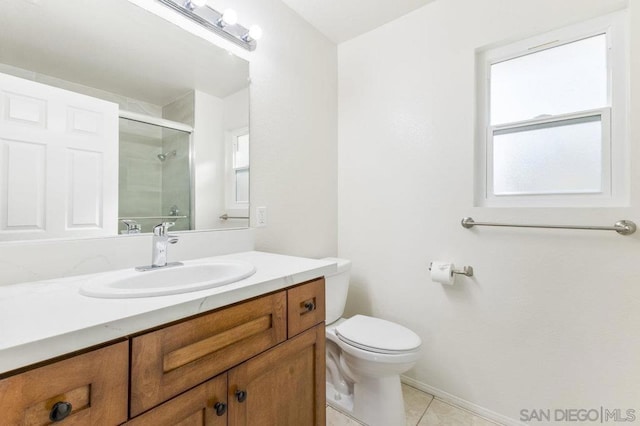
0,0,250,241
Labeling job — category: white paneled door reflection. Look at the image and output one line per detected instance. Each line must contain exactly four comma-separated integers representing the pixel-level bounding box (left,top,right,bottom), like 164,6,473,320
0,72,118,240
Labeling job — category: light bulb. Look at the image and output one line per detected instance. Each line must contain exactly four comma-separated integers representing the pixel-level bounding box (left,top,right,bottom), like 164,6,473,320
184,0,206,10
242,25,263,42
247,25,263,41
221,9,238,26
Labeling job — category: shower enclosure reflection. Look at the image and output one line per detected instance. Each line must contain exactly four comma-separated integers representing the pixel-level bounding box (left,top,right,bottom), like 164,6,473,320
118,118,192,233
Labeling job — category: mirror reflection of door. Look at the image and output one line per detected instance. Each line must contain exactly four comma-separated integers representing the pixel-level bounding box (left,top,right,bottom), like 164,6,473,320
0,72,118,241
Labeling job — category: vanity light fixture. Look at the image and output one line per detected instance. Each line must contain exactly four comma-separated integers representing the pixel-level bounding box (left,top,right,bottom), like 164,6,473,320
157,0,261,51
242,25,263,42
183,0,206,11
216,9,238,27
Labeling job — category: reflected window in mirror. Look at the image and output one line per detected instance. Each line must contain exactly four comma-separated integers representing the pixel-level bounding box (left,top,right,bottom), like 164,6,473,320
475,11,629,207
226,127,250,214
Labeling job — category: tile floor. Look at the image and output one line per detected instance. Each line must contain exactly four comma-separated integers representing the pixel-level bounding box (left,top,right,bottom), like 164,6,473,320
326,384,503,426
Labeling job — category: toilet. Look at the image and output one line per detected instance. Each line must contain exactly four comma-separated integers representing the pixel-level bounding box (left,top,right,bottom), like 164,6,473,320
322,258,422,426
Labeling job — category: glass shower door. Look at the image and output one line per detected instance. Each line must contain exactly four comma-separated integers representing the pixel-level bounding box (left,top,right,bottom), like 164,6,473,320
118,118,191,233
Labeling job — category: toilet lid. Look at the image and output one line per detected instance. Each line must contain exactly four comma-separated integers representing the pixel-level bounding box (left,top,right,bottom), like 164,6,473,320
335,315,421,354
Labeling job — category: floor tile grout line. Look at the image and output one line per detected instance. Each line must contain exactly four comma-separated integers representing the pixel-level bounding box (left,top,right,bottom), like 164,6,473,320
415,395,436,425
329,384,503,426
326,404,366,425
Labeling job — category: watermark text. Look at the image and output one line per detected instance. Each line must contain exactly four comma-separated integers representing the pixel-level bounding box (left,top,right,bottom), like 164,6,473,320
520,408,636,423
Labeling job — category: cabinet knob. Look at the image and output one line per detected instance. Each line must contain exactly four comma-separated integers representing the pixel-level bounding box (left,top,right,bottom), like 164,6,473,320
304,301,316,312
49,401,73,422
214,402,227,416
235,390,247,403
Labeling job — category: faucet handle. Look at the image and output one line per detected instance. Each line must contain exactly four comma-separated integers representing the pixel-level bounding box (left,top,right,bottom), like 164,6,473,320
122,219,141,234
153,222,175,236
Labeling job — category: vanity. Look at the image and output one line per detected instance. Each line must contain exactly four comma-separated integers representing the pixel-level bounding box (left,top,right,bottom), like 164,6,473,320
0,252,334,425
0,1,331,423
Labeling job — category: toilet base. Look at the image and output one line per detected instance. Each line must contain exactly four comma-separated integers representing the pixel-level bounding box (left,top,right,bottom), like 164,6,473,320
326,382,354,413
353,374,406,426
326,375,407,426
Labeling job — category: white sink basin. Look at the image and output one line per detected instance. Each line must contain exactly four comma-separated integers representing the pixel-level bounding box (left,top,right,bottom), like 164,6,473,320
79,260,256,298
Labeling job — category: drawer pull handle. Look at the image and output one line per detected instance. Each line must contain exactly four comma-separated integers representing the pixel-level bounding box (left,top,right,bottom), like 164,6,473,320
214,402,227,416
304,301,316,312
235,390,247,403
49,401,73,422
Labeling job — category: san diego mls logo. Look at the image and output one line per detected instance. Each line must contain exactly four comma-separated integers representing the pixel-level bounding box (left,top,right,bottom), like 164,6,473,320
520,408,636,423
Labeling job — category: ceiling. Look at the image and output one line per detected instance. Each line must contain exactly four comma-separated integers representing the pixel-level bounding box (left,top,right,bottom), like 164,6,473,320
279,0,437,44
0,0,249,106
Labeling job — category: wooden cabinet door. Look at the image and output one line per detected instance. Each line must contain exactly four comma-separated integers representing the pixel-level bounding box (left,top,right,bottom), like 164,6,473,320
287,278,325,337
125,374,227,426
228,324,325,426
131,291,286,416
0,341,128,425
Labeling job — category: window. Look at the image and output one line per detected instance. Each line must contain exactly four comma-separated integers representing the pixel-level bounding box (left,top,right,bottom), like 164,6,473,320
476,12,628,207
233,131,250,204
226,127,250,211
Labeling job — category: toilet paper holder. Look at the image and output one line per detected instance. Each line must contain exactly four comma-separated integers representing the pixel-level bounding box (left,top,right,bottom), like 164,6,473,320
428,262,474,277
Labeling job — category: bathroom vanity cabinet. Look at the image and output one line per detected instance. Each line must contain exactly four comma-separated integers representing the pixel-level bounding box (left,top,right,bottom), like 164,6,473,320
0,278,326,425
0,341,129,424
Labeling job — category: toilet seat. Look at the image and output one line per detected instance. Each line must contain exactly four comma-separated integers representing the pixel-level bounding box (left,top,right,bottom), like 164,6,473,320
335,315,421,354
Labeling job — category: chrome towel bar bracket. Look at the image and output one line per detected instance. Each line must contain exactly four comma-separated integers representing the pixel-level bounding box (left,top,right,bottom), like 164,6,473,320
461,217,636,236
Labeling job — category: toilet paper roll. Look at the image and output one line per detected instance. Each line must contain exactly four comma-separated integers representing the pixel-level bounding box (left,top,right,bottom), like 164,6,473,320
430,261,455,285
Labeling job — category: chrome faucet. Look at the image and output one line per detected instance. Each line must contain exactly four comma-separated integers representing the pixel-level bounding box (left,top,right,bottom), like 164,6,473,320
121,219,141,234
136,222,182,271
152,222,179,267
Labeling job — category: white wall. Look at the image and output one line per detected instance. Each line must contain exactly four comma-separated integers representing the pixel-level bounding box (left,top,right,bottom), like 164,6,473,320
224,88,249,131
0,0,337,285
192,90,225,230
212,0,338,258
338,0,639,422
166,0,338,255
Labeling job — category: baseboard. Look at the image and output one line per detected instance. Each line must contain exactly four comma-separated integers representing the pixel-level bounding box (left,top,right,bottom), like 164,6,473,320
401,375,526,426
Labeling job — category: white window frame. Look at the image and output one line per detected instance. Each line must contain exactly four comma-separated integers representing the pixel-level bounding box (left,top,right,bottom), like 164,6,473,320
475,11,629,207
225,126,249,212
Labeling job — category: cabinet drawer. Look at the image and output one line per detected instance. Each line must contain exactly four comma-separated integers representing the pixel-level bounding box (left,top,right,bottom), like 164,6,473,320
287,278,325,337
126,374,227,426
131,291,287,416
0,341,128,425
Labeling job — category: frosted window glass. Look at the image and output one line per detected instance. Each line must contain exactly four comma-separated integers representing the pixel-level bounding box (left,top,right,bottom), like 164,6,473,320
491,34,607,125
493,117,602,195
235,169,249,203
235,134,250,168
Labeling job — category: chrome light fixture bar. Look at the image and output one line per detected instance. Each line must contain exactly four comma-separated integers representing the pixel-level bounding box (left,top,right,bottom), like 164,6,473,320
156,0,260,51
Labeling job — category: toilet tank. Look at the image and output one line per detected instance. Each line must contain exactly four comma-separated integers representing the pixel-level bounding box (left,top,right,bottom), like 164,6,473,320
321,258,351,324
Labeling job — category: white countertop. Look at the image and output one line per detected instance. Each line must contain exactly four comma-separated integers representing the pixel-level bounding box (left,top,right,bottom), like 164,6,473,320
0,251,336,375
